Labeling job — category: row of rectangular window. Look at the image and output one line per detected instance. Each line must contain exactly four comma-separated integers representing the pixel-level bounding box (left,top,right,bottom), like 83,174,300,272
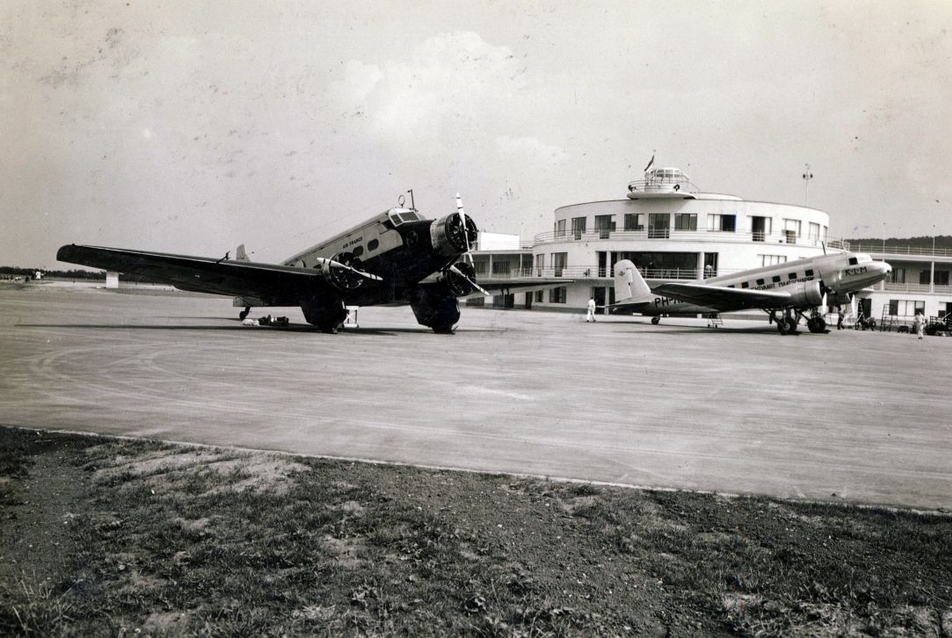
554,214,825,239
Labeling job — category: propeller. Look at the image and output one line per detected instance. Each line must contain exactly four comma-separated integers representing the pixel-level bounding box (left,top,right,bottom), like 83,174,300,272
445,262,491,297
323,256,382,290
442,194,489,296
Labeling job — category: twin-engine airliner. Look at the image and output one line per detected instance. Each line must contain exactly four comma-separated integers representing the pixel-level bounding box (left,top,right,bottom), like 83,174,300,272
611,251,891,335
57,195,552,334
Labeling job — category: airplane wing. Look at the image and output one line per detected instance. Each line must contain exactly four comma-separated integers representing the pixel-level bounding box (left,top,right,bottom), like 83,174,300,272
56,244,371,306
651,282,794,311
467,277,572,300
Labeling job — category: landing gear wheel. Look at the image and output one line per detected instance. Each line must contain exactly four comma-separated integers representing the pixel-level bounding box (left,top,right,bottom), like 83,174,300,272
777,318,794,335
651,316,661,325
807,316,827,333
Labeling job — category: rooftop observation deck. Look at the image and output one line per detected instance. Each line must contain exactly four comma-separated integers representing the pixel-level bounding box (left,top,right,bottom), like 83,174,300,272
626,167,702,199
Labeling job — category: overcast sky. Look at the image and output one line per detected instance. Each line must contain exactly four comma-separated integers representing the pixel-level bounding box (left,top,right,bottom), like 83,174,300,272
2,0,951,267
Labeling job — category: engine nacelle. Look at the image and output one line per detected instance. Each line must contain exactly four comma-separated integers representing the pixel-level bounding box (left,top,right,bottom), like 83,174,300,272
409,287,461,334
786,280,824,307
429,212,478,257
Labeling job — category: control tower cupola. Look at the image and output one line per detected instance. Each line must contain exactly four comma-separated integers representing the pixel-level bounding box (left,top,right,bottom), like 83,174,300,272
627,167,699,200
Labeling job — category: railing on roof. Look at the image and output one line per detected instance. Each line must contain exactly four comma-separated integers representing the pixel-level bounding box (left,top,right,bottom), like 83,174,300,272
848,244,952,258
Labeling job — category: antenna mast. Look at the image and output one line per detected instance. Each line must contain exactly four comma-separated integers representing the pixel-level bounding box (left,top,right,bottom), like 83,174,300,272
802,163,814,205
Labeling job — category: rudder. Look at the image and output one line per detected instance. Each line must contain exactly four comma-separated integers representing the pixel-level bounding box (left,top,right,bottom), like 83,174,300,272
613,260,652,303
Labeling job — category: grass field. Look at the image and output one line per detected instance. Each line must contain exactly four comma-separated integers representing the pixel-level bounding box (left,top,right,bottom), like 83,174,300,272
2,425,951,636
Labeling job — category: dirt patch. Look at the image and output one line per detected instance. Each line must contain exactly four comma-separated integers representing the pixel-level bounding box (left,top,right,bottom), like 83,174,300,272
2,426,952,636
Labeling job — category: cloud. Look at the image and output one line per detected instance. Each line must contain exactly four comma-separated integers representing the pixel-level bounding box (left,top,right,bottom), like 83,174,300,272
328,31,526,149
495,135,567,165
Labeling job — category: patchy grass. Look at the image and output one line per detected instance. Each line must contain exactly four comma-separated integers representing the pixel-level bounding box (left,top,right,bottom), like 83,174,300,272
1,425,951,636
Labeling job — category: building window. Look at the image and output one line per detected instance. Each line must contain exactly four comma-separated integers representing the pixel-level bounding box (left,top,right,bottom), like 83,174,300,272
808,222,821,242
919,271,931,285
492,261,511,275
595,215,613,239
760,254,787,267
534,253,545,275
750,216,771,242
889,299,924,316
571,217,586,240
555,219,566,238
936,271,950,286
783,218,801,244
708,214,736,232
624,213,644,231
648,213,670,238
548,286,567,303
552,252,567,277
534,290,543,302
675,213,697,231
890,268,906,284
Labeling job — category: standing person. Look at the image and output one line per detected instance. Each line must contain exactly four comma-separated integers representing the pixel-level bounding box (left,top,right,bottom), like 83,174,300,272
586,297,596,322
913,310,925,339
836,306,844,330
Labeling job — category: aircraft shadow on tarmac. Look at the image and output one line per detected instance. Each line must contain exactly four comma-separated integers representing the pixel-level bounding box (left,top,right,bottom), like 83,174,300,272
16,322,507,337
610,320,821,335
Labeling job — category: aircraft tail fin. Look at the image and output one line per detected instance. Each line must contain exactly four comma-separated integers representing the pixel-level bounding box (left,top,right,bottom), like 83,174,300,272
613,259,653,303
236,244,250,262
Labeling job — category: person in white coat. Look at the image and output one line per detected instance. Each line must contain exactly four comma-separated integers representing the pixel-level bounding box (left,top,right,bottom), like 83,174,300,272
586,297,596,322
913,310,925,339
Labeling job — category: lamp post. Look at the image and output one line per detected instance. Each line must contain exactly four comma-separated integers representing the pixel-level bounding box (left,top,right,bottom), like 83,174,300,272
802,163,813,205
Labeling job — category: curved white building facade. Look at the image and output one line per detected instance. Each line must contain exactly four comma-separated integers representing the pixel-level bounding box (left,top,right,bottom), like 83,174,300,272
528,168,831,310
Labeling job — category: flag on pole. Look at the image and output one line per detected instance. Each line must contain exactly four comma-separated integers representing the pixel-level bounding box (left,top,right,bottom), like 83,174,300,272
643,154,655,173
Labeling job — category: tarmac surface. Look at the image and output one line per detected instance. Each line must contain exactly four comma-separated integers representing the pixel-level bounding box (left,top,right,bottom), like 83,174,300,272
2,281,950,511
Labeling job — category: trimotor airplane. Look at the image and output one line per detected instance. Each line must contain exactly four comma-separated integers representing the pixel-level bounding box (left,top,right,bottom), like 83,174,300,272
611,250,892,335
57,195,557,334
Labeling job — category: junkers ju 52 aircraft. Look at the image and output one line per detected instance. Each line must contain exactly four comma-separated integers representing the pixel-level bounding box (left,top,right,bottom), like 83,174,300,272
611,250,891,335
57,194,545,334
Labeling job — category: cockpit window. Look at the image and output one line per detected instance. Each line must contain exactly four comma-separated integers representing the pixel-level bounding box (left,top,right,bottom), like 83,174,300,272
848,257,858,266
388,210,422,226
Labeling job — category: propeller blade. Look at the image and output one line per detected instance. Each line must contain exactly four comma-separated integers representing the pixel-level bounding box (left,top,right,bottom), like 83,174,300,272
449,264,490,296
341,263,383,282
456,192,470,252
319,257,383,287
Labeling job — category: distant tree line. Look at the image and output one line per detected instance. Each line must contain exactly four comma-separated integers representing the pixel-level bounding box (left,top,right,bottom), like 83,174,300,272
0,266,163,284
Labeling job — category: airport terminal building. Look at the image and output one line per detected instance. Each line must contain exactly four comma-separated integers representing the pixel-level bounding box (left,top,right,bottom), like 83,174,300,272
474,166,832,310
472,166,950,328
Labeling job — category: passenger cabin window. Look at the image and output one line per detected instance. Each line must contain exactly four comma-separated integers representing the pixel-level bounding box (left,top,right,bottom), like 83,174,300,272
788,273,798,280
848,257,858,266
756,278,765,286
352,246,364,257
805,269,814,277
772,275,781,283
368,239,379,251
741,282,749,289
